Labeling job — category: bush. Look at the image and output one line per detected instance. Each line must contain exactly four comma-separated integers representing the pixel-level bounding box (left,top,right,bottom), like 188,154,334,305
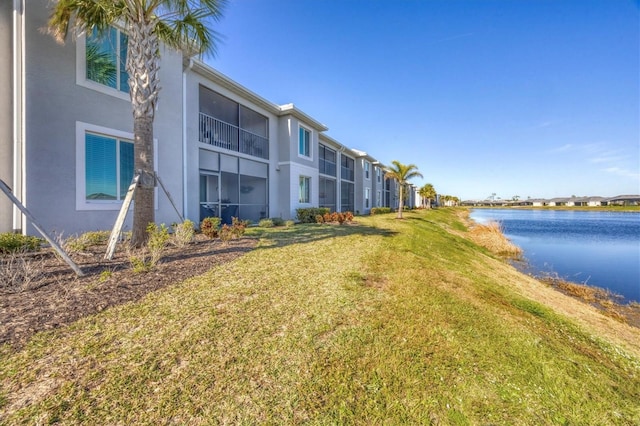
172,220,195,247
285,220,295,228
128,223,171,273
200,217,221,239
231,217,248,237
371,207,392,215
0,233,42,254
259,219,274,228
0,251,46,292
317,211,355,225
270,217,285,226
296,208,330,223
65,230,110,252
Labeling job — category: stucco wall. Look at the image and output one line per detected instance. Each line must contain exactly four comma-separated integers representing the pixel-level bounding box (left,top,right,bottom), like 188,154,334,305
0,2,14,232
22,2,184,235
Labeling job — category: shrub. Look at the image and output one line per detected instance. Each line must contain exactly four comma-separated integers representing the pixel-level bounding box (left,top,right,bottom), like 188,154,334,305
200,217,221,239
147,223,170,266
0,233,42,254
259,219,274,228
319,211,355,225
270,217,285,226
0,251,46,292
371,207,392,215
172,220,195,247
231,217,248,237
128,223,170,273
218,224,234,243
296,207,330,224
285,220,295,228
65,230,110,252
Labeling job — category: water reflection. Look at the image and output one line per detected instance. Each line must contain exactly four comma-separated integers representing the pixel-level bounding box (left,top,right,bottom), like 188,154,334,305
470,209,640,303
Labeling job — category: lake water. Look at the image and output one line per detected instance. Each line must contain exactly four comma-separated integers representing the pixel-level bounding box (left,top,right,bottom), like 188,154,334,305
469,209,640,303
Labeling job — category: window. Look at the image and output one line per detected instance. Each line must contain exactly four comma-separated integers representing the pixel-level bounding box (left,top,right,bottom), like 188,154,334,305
299,126,311,158
76,122,156,211
299,176,311,203
377,190,382,207
365,188,370,208
364,161,370,179
319,144,337,176
78,26,129,98
376,167,381,183
319,177,336,211
341,181,354,212
341,155,355,182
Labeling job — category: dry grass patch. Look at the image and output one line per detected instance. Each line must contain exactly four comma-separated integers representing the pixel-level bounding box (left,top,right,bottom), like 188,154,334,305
468,221,523,258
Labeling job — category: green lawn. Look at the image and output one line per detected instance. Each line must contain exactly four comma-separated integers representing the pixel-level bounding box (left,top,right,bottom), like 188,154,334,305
1,209,639,424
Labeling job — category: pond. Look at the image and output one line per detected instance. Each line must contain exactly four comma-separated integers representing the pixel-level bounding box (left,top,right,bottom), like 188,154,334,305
469,209,640,304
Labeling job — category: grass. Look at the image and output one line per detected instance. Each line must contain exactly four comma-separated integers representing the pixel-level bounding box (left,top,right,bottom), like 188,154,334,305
1,209,639,424
467,220,523,258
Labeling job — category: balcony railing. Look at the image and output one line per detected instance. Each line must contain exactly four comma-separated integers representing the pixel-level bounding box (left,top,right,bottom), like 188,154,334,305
199,112,269,160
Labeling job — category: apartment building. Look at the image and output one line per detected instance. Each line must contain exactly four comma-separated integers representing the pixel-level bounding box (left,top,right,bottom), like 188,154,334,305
1,1,406,236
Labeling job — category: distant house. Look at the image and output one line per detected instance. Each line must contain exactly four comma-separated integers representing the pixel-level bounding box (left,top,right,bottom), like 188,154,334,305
587,197,607,207
547,198,569,206
607,195,640,206
566,197,589,207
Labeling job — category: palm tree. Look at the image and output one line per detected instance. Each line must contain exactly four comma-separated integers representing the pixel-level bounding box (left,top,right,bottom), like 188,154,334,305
48,0,225,246
419,183,436,209
385,161,423,219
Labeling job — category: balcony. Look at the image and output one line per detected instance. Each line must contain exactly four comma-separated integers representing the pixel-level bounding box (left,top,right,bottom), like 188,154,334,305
199,112,269,160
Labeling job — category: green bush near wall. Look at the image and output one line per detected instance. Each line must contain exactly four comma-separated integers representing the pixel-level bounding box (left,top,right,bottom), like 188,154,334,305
370,207,392,215
296,208,330,223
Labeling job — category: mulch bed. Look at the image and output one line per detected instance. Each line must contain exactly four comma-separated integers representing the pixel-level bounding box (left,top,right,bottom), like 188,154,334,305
0,235,257,349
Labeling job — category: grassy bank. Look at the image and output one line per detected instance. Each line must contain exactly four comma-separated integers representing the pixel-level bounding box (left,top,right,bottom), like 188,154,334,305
1,209,639,424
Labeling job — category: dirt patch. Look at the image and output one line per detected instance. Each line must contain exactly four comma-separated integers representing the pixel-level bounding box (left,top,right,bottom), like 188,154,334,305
0,235,257,349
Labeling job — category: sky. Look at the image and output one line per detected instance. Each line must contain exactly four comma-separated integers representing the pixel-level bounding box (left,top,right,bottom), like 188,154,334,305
205,0,639,201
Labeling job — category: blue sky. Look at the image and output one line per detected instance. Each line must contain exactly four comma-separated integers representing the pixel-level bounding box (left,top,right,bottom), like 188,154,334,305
205,0,639,200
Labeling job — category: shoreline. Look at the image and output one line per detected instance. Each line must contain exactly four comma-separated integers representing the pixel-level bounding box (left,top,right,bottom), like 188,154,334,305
466,205,640,212
461,209,640,327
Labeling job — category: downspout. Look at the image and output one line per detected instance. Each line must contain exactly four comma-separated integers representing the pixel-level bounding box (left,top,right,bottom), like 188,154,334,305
12,0,25,233
182,58,194,220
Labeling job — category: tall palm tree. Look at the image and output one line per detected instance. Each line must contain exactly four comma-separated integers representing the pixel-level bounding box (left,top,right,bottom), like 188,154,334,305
385,161,423,219
48,0,225,246
419,183,436,209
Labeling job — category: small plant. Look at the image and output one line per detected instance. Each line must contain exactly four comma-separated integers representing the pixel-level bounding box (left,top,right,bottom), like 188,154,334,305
296,207,330,223
98,269,113,282
0,233,42,254
65,230,110,252
231,217,248,237
259,219,274,228
147,223,170,267
172,220,195,247
285,220,295,228
127,223,170,273
218,224,234,243
0,251,46,292
270,217,285,227
370,207,392,215
315,215,325,224
200,217,221,239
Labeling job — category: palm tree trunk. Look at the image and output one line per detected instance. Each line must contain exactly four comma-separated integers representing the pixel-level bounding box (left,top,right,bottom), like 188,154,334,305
397,185,404,219
132,116,155,246
127,15,160,247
